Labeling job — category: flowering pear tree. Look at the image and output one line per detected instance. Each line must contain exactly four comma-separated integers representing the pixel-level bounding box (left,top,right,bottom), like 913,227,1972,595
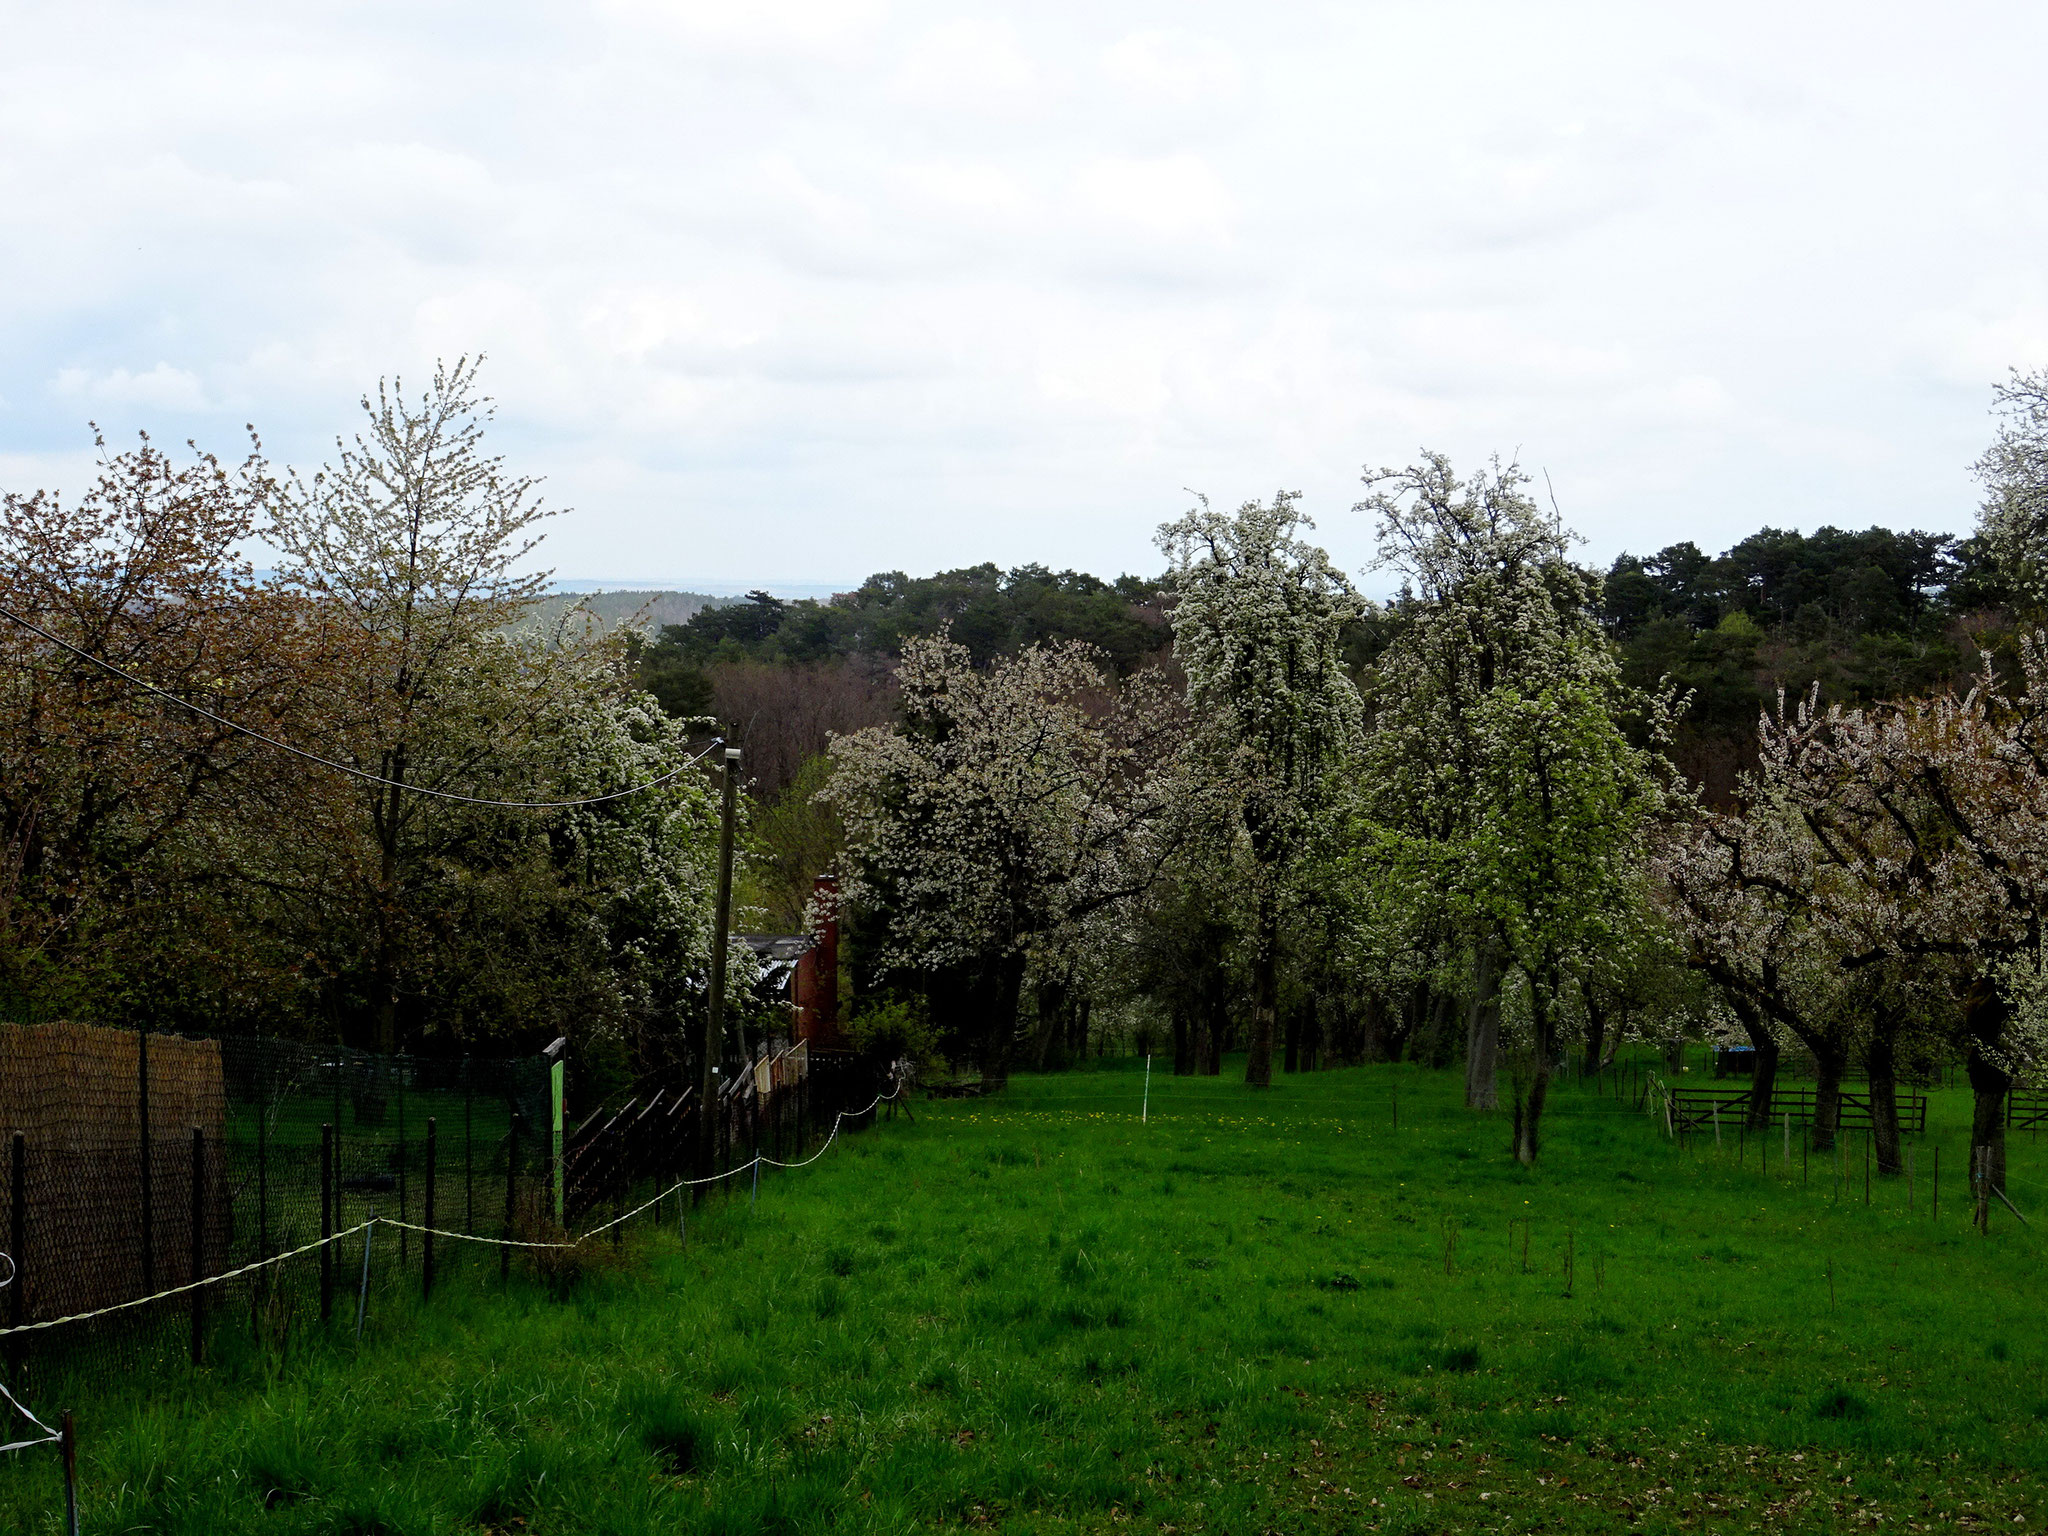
1156,492,1363,1087
1352,454,1655,1128
825,633,1187,1075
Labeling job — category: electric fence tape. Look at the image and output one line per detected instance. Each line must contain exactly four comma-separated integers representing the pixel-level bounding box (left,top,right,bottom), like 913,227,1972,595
0,1381,60,1455
0,1085,898,1340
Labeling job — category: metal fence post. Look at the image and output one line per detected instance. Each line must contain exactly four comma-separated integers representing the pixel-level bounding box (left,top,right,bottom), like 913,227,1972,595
189,1126,206,1367
320,1124,334,1322
423,1117,437,1301
60,1408,79,1536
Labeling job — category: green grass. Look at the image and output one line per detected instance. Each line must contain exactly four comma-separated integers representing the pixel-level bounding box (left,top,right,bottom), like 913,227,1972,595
3,1058,2045,1533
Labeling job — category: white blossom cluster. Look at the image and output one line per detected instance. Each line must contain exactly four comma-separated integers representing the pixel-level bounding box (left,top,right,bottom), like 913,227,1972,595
823,632,1190,1067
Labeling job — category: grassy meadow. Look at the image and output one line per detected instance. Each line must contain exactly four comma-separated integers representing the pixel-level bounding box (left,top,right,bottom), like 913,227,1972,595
2,1058,2044,1534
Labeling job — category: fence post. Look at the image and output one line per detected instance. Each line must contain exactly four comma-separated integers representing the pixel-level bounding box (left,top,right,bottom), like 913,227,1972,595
60,1408,78,1536
502,1113,520,1284
551,1053,566,1226
190,1126,206,1367
8,1132,24,1382
423,1117,437,1302
320,1124,334,1322
137,1026,154,1294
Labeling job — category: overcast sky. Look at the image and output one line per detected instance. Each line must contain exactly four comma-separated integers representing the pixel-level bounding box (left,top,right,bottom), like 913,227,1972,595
5,1,2045,593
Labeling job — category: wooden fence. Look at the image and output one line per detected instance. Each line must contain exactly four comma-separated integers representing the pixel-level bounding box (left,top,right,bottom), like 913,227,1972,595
1668,1083,1927,1135
2008,1090,2048,1130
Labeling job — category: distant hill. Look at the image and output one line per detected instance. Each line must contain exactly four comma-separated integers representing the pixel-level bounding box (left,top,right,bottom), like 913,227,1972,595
519,589,731,636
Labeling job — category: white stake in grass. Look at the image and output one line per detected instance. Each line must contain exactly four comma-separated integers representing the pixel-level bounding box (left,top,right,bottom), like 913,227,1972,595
1143,1055,1151,1124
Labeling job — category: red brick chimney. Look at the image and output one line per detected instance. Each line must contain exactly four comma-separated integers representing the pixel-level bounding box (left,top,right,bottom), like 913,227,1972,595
794,874,846,1049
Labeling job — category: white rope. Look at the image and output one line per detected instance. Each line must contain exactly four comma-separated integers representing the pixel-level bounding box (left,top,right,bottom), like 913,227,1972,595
0,1380,61,1454
0,1221,376,1339
0,1084,901,1335
388,1085,898,1248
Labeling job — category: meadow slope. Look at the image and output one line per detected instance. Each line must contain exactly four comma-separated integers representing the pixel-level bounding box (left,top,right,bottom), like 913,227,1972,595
2,1059,2043,1534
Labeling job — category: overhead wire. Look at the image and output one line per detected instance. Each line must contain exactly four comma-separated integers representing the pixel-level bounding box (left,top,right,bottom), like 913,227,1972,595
0,601,724,809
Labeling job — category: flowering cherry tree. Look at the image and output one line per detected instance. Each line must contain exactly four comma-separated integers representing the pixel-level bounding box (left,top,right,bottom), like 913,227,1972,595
1754,661,2048,1191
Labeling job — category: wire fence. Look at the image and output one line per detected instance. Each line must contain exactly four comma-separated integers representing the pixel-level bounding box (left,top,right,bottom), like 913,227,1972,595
0,1022,884,1403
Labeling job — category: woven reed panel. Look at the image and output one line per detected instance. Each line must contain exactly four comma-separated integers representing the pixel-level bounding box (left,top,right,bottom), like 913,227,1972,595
0,1022,228,1322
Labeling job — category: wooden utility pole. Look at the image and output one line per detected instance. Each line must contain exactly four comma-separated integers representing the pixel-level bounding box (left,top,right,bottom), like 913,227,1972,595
698,747,741,1191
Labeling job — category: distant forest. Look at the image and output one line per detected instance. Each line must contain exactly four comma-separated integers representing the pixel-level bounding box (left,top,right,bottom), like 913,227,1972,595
634,525,2008,809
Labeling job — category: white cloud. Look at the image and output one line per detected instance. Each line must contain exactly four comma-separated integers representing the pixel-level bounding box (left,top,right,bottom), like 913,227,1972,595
52,363,210,412
1100,30,1241,106
890,18,1043,114
1073,155,1234,246
595,0,891,52
3,0,2047,583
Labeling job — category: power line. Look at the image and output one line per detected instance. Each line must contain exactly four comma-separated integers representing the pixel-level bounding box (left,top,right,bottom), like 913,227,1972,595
0,601,723,810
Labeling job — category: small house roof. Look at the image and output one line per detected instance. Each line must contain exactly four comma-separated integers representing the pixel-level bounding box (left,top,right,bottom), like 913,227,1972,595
739,933,817,963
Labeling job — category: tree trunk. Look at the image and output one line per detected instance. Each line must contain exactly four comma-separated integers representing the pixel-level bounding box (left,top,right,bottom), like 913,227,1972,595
1865,1024,1903,1177
1965,1056,2009,1200
1957,987,2009,1197
1201,986,1224,1075
1172,1006,1192,1076
1581,986,1607,1078
1362,993,1390,1063
1966,1053,2010,1199
1811,1044,1846,1154
1030,978,1067,1071
1511,980,1556,1165
1727,994,1780,1132
1282,1006,1300,1074
1464,940,1502,1110
986,953,1026,1080
1244,888,1279,1088
374,762,405,1054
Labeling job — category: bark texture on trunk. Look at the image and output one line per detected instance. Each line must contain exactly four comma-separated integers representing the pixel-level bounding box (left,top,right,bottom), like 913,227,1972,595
1029,978,1067,1071
1244,888,1278,1088
1962,988,2010,1195
1966,1051,2011,1196
1464,941,1502,1110
986,953,1026,1081
1511,983,1556,1164
1727,994,1780,1131
1811,1047,1846,1154
1581,989,1607,1078
1171,1007,1193,1077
